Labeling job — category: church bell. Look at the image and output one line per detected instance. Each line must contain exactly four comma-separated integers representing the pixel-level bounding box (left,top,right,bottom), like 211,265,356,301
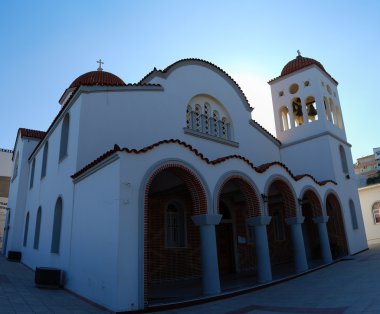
307,104,317,116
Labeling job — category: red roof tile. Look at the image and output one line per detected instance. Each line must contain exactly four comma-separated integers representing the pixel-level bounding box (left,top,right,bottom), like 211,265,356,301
19,128,46,139
269,55,338,85
12,128,46,160
69,70,126,88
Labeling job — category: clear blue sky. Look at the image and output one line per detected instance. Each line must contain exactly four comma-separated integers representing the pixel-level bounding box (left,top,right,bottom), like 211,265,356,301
1,0,379,161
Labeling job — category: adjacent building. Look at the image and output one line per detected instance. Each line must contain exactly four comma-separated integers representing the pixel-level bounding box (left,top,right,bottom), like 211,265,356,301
355,148,380,244
0,148,12,251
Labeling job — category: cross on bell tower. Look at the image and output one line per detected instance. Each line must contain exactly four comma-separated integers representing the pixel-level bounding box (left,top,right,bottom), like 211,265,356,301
97,59,104,71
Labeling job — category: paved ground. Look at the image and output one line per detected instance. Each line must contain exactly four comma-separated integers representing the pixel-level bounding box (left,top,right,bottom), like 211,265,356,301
0,255,109,313
1,244,380,313
154,244,380,314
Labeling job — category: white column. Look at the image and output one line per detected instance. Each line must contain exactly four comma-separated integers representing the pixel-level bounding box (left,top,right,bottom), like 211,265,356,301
288,105,296,128
247,215,272,283
192,214,222,295
313,215,333,264
301,99,308,124
285,216,308,273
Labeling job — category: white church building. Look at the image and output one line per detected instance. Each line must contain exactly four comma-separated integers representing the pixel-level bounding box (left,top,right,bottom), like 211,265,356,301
5,54,367,312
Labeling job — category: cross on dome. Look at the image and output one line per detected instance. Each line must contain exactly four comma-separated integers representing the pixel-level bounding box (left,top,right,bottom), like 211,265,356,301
97,59,104,71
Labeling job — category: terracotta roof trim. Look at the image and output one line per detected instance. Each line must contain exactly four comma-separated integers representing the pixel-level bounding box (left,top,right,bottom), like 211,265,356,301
19,128,46,139
11,128,46,160
139,58,254,113
71,139,336,187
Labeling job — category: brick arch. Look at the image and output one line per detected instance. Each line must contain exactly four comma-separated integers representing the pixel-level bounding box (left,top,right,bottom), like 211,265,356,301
217,175,261,217
143,163,207,306
301,189,323,217
325,192,348,257
266,179,297,218
144,163,208,216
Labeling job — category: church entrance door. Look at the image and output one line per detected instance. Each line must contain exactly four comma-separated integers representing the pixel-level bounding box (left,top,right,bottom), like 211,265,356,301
216,222,235,275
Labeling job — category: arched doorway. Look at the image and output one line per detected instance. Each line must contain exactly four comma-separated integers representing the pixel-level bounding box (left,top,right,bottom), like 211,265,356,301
266,179,297,276
301,190,323,264
326,193,348,258
216,201,235,275
144,164,207,304
216,176,261,285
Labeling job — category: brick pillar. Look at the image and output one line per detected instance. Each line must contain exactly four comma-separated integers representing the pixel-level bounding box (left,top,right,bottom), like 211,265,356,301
192,214,222,295
313,215,333,264
285,216,308,273
247,215,272,283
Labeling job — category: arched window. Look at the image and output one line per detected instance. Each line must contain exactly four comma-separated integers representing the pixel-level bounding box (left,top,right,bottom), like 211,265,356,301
33,207,42,249
279,106,291,131
23,212,30,247
41,142,48,179
203,103,210,134
12,152,19,180
339,145,349,175
59,113,70,161
51,198,63,253
29,159,35,189
194,104,202,132
186,105,192,128
165,202,186,248
212,110,220,136
185,96,233,142
221,117,228,139
324,97,331,122
329,98,336,125
292,97,304,127
349,200,358,230
372,202,380,224
305,96,318,122
335,106,343,129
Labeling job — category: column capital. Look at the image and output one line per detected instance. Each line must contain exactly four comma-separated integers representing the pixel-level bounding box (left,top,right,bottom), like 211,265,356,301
192,214,222,226
285,216,305,225
313,215,329,224
247,215,271,226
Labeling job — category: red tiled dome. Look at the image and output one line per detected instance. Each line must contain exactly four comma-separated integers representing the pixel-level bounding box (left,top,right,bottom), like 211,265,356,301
281,55,326,76
69,70,126,88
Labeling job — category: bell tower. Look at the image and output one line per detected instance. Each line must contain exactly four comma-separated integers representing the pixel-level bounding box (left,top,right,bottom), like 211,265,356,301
268,52,352,183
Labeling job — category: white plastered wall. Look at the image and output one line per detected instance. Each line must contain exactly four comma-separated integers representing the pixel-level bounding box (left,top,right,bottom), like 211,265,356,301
72,141,362,311
17,100,81,271
76,64,281,172
358,184,380,244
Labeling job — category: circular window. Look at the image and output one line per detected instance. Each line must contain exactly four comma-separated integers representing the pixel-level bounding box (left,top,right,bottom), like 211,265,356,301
289,83,299,94
327,84,332,95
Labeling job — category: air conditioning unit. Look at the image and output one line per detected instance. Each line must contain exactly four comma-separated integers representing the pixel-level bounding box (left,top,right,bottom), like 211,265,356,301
35,267,62,288
7,251,22,262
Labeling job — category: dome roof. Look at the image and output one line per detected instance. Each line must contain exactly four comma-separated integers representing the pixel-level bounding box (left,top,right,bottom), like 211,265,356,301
281,55,326,76
69,70,126,88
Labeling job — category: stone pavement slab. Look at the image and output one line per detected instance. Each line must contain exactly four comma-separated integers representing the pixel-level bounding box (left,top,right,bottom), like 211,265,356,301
2,244,380,313
149,244,380,314
0,254,109,313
